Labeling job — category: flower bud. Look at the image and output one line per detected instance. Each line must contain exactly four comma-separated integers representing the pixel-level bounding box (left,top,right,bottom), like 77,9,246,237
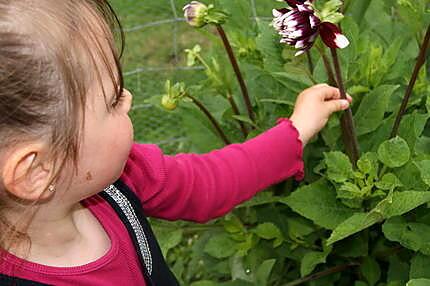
183,1,208,28
161,95,178,111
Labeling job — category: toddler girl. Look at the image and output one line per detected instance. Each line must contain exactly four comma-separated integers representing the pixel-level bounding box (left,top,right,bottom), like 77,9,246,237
0,0,351,285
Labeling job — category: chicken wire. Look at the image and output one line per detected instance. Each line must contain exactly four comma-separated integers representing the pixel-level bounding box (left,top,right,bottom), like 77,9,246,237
121,0,262,154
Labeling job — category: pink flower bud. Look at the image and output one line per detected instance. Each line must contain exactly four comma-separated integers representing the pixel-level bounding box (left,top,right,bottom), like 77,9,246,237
183,1,208,28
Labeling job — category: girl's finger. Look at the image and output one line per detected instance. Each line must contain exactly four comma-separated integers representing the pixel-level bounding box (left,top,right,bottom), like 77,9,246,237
326,99,350,113
319,86,341,100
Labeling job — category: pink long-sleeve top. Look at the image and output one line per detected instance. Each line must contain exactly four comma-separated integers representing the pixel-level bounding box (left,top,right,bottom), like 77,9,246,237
0,119,304,285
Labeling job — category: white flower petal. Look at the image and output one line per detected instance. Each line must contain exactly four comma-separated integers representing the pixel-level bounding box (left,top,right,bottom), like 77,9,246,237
290,29,303,39
295,50,306,56
335,33,350,49
272,9,282,17
295,40,306,49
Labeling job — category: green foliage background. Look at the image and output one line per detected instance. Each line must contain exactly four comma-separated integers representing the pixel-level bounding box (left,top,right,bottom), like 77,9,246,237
110,0,430,285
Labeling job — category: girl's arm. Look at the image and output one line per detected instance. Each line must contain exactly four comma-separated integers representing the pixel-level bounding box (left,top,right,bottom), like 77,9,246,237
120,84,351,222
121,119,303,223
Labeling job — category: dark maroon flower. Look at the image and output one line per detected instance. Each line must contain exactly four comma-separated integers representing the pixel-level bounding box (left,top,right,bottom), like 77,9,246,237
272,0,349,56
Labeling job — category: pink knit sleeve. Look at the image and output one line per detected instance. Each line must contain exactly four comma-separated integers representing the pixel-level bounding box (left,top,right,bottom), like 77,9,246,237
120,118,304,223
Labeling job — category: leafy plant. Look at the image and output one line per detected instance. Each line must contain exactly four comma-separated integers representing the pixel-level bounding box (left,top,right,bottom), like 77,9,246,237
148,0,430,285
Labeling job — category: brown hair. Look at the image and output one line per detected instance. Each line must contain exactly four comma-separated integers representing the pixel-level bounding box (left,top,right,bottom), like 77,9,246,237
0,0,124,252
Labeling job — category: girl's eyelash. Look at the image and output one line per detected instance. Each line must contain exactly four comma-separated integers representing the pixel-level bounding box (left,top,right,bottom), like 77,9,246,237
112,90,125,107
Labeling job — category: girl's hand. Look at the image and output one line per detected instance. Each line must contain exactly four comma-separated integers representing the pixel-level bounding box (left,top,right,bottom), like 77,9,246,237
290,84,352,146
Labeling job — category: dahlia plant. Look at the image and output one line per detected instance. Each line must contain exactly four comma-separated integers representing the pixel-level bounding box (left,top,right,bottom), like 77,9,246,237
151,1,430,284
273,0,360,163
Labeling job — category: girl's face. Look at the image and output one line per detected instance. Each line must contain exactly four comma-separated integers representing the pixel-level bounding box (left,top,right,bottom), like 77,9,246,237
70,76,134,202
57,9,134,203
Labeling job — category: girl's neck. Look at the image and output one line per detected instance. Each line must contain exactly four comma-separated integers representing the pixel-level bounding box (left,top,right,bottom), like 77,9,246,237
8,201,111,267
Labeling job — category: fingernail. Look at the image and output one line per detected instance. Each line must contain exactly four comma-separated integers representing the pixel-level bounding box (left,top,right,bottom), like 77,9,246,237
341,100,349,109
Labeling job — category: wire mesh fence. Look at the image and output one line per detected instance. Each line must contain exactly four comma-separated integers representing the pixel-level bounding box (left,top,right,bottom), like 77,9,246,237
114,0,270,154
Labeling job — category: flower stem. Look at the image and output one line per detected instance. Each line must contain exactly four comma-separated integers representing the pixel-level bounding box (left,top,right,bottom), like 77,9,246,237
316,46,337,86
226,92,249,138
216,24,256,124
330,48,360,164
185,94,231,145
390,24,430,138
306,50,314,74
282,262,360,286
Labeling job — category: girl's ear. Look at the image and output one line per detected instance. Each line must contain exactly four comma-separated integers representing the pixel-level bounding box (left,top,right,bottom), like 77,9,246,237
2,144,55,201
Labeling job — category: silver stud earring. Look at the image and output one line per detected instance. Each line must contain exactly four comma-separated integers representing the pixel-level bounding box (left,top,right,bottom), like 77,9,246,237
47,185,56,193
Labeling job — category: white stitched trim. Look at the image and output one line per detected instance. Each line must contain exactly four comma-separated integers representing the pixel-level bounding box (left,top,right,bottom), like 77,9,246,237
104,185,153,275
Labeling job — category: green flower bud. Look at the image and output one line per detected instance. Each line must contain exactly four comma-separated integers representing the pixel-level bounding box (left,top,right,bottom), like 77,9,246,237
183,1,209,28
161,95,177,111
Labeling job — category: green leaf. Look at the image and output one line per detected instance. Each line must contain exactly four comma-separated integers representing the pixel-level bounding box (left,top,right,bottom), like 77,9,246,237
191,281,218,286
327,212,377,245
237,192,280,209
354,85,399,136
217,0,251,29
253,223,283,247
327,191,430,244
410,253,430,280
300,245,332,277
235,233,255,257
338,182,363,198
415,160,430,187
256,19,283,71
255,259,276,286
357,152,379,177
370,191,430,220
416,137,430,155
336,183,364,208
204,233,237,259
324,152,354,183
286,217,315,240
271,70,313,88
361,257,381,286
230,255,254,282
281,179,356,230
375,173,402,191
335,233,368,258
383,217,430,255
387,255,409,284
378,137,411,168
231,115,259,128
259,98,294,106
155,228,183,257
407,279,430,286
315,0,344,23
398,113,430,151
396,161,429,191
347,0,372,24
224,215,245,234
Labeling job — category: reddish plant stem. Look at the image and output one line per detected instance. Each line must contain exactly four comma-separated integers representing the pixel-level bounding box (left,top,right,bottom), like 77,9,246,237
283,262,360,286
317,46,337,86
330,48,360,164
216,24,256,124
186,94,231,145
306,50,314,74
391,24,430,138
226,92,249,138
